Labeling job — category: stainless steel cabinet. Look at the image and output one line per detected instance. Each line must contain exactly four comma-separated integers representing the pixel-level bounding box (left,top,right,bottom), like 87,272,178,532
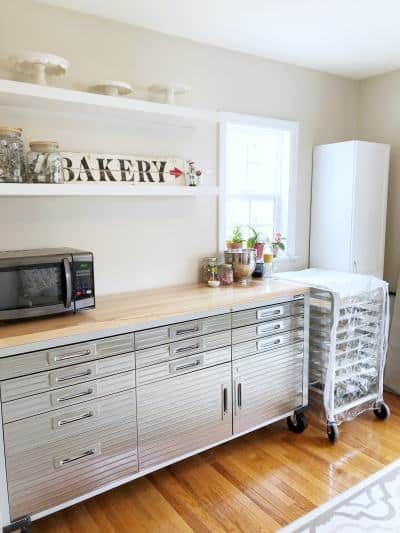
137,362,232,469
232,344,305,434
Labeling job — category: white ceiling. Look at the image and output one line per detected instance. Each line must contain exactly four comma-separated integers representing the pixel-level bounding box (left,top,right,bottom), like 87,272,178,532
36,0,400,80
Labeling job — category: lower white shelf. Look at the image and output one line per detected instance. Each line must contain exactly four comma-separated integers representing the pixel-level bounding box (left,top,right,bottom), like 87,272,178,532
0,184,219,197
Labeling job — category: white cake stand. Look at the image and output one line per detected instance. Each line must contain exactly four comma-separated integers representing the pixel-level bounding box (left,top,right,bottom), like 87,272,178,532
89,81,133,97
10,52,69,85
149,83,191,105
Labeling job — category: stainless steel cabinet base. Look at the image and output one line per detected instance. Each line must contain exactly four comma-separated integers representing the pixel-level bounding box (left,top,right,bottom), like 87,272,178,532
0,293,309,529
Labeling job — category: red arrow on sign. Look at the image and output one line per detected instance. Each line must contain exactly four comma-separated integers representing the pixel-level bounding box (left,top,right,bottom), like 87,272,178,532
169,167,184,178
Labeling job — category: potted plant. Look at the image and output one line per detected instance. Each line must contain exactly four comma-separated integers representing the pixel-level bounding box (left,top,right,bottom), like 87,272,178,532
271,232,286,258
226,225,244,249
247,226,265,259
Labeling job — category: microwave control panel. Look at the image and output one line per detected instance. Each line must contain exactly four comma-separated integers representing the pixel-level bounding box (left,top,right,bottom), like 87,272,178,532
72,256,95,301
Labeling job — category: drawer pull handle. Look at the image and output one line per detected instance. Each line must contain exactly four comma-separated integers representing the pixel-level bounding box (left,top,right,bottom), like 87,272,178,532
55,369,92,383
56,388,94,403
54,349,91,362
257,306,284,319
59,448,96,466
172,359,201,372
257,337,282,350
57,410,94,426
175,343,200,354
257,322,283,335
174,326,200,336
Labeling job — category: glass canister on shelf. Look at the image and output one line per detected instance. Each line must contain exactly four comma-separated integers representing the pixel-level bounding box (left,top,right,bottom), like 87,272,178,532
206,257,220,287
200,257,217,283
218,263,233,286
0,127,25,183
27,141,64,183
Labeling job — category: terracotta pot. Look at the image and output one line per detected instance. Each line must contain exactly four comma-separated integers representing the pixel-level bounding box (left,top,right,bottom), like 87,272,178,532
226,241,243,250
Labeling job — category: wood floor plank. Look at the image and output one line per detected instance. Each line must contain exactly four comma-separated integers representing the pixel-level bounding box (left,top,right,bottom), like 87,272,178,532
32,392,399,532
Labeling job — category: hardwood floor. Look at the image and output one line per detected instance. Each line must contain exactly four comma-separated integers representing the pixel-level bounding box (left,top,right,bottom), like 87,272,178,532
32,392,400,532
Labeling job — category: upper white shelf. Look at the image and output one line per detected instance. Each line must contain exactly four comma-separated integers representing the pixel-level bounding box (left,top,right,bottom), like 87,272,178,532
0,79,219,127
0,183,219,197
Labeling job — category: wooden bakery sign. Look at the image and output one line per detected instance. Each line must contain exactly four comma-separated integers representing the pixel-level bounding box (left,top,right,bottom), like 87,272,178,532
62,152,187,184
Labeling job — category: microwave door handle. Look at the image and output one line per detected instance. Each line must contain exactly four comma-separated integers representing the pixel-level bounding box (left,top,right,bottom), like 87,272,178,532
63,258,72,309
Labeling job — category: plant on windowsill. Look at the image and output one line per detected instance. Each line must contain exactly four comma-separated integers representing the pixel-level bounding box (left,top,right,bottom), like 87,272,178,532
247,226,266,259
271,232,286,258
226,225,245,250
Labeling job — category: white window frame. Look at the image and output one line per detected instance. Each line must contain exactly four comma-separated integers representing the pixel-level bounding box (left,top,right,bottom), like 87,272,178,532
218,112,299,260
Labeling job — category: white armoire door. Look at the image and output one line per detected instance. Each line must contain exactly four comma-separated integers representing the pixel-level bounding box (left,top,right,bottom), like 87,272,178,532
310,140,390,278
351,142,390,278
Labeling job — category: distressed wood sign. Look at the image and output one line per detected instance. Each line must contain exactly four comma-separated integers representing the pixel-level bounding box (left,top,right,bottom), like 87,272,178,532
61,152,186,184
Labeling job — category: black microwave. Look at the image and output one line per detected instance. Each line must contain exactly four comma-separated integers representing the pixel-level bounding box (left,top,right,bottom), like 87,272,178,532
0,248,95,320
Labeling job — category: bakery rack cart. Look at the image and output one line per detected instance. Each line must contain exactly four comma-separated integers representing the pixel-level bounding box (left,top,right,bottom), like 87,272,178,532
277,269,390,442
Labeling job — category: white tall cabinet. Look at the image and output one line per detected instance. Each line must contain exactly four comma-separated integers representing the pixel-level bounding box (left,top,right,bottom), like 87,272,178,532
310,141,390,278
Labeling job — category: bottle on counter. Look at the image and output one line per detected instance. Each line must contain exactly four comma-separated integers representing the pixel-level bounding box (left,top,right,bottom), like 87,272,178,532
207,257,220,287
27,141,64,183
0,126,25,183
263,251,274,278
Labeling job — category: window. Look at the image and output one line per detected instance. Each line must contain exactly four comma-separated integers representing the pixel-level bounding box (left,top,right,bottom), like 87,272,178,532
219,114,298,257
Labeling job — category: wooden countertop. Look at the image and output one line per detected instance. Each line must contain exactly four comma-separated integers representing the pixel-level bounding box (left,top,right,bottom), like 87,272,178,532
0,279,309,353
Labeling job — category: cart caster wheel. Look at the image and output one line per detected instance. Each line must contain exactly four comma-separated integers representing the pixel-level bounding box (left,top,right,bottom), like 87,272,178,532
327,422,339,443
374,402,391,420
287,412,308,433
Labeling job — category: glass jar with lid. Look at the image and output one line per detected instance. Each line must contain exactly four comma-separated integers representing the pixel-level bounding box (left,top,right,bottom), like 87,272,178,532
218,263,233,286
0,126,25,183
27,141,64,183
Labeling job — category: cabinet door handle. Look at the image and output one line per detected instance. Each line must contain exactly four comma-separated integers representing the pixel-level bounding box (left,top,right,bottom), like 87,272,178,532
57,410,95,427
55,368,92,383
221,385,229,419
53,349,92,362
56,388,94,403
174,325,200,336
237,383,242,408
58,448,96,466
257,322,283,335
175,342,200,354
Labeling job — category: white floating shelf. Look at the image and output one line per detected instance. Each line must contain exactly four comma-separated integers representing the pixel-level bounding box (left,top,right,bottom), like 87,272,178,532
0,79,218,127
0,183,219,197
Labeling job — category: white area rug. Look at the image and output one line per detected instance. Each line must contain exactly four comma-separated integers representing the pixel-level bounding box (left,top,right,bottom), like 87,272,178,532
280,459,400,532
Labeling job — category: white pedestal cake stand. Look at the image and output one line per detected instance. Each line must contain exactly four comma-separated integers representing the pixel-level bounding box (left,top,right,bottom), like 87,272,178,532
10,52,69,85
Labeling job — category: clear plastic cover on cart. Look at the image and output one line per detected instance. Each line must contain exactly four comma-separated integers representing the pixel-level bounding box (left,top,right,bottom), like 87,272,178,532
276,269,389,426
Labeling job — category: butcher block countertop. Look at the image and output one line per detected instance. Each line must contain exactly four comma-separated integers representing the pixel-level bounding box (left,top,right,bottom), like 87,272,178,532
0,279,309,355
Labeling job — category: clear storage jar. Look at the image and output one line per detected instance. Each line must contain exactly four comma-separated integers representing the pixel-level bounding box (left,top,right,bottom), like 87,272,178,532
27,141,64,183
218,263,233,286
0,127,25,183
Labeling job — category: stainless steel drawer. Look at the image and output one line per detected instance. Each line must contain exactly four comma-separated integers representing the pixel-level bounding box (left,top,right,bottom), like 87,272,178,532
232,315,304,345
232,332,304,360
135,313,231,350
3,371,135,423
1,352,135,402
136,347,231,386
5,399,137,519
232,300,304,329
0,333,135,380
4,389,136,449
136,330,231,369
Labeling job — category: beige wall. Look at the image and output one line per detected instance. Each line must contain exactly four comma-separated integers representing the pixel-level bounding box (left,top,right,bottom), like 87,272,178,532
0,0,358,294
358,72,400,290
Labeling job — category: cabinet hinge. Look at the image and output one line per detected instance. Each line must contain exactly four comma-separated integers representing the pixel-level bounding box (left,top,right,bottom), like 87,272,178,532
3,515,31,533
